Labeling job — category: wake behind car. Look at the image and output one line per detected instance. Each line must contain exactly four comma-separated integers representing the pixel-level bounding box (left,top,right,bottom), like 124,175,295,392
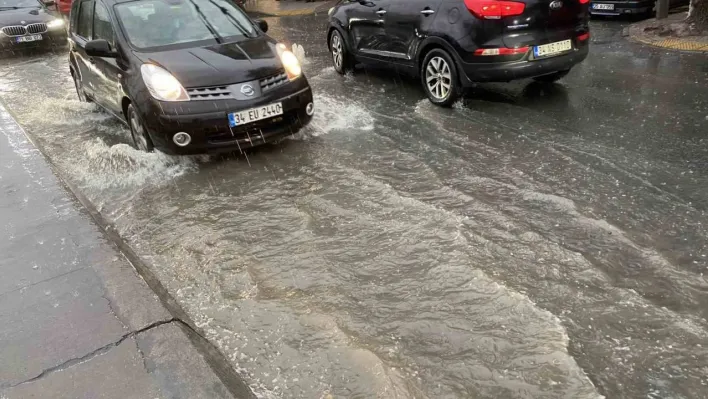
327,0,590,106
0,0,67,50
68,0,313,154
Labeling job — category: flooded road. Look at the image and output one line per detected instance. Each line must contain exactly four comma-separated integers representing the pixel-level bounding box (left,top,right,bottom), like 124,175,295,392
1,15,708,399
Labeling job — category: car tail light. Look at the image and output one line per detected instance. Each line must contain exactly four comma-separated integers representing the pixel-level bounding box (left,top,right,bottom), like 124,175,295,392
473,46,529,56
464,0,526,19
579,0,590,3
577,32,590,41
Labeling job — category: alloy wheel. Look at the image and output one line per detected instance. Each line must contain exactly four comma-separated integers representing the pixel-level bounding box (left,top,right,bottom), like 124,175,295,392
331,33,343,70
425,56,452,100
130,110,149,152
73,73,86,102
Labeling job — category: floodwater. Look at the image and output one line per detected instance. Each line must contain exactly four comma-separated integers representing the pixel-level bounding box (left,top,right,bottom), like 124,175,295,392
1,15,707,399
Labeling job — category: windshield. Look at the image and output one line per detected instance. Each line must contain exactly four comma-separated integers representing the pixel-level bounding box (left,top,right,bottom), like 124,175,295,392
115,0,256,50
0,0,41,9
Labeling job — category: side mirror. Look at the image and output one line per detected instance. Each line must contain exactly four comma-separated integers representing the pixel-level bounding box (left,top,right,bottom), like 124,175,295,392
256,19,268,33
44,0,56,6
85,39,117,58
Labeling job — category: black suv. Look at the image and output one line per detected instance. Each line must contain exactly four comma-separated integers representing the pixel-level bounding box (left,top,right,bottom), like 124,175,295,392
327,0,590,106
68,0,314,154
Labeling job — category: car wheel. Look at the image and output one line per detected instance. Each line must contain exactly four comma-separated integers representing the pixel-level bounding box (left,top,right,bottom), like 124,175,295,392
533,69,571,83
72,70,90,103
127,104,154,152
330,30,352,74
421,49,461,107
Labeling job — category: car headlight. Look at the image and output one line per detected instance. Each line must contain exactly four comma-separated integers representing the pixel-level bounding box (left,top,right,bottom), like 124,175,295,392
47,19,65,29
276,44,301,81
140,64,189,102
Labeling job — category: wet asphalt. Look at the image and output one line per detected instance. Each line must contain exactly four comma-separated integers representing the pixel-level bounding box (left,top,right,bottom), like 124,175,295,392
1,14,707,399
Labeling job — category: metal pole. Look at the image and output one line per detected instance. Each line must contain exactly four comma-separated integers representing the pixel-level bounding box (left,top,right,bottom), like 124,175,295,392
656,0,669,19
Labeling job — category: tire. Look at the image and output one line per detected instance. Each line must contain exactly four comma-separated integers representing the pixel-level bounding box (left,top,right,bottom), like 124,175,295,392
329,29,353,74
420,49,461,107
71,69,90,103
127,104,154,152
533,69,571,83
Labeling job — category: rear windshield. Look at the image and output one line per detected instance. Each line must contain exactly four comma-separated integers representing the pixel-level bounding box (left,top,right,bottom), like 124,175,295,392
115,0,256,50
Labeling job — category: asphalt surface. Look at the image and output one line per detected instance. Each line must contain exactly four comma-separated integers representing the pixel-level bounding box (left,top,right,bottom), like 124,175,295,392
1,15,707,399
0,103,238,398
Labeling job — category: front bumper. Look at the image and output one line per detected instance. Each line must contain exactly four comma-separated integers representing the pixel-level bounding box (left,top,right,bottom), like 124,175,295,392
0,29,68,51
140,79,314,155
589,1,653,15
456,42,589,83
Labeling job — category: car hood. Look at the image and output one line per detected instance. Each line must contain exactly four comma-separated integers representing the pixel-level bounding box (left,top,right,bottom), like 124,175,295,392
0,7,54,26
134,36,286,88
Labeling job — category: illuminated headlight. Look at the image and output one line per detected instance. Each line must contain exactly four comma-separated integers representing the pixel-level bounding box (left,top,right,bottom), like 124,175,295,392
276,44,301,81
47,19,65,29
328,6,334,16
140,64,189,102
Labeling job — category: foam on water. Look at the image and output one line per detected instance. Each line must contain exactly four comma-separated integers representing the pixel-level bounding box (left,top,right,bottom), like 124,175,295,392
62,138,197,191
303,94,375,137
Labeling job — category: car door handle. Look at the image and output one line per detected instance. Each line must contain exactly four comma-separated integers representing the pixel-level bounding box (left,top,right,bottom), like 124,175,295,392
420,9,435,14
376,9,386,15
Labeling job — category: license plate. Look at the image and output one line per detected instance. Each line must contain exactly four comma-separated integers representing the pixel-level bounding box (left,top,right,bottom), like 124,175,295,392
228,102,283,127
16,34,42,43
592,3,615,9
533,39,572,58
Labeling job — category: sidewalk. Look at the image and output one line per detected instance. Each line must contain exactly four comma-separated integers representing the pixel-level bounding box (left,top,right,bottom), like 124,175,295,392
0,103,250,398
628,9,708,52
243,0,338,16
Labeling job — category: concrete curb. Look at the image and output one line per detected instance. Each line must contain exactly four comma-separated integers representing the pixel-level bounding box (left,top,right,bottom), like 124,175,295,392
627,12,708,52
0,97,257,399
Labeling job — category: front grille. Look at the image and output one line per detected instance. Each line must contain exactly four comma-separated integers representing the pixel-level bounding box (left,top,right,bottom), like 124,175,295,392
27,23,47,34
187,71,289,101
187,86,232,101
1,23,47,37
1,26,27,37
259,72,288,92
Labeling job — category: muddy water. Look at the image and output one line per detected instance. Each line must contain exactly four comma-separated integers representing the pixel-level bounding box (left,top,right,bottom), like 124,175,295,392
1,17,707,399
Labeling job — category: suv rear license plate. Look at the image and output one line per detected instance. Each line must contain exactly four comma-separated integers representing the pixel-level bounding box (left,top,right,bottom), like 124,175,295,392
533,39,572,58
592,3,615,9
228,102,283,127
16,34,42,43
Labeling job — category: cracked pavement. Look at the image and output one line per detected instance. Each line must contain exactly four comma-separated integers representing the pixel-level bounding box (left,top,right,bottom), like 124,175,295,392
0,103,241,399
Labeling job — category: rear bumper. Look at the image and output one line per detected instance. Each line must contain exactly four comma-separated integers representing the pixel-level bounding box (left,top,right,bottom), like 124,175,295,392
589,0,653,15
140,81,314,155
457,43,589,83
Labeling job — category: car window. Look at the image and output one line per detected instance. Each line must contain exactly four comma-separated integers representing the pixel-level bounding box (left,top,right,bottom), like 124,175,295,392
93,2,114,45
76,0,94,39
115,0,256,51
70,0,81,33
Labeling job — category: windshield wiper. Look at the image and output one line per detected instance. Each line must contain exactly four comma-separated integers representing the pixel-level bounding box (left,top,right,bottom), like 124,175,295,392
0,6,22,9
188,0,223,44
206,0,253,38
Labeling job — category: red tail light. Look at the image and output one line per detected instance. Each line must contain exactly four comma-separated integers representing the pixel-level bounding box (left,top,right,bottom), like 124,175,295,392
464,0,526,19
579,0,590,3
474,46,529,55
577,32,590,41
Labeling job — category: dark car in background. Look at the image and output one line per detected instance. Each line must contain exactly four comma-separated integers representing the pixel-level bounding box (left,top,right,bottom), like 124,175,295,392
327,0,590,106
0,0,67,50
68,0,314,154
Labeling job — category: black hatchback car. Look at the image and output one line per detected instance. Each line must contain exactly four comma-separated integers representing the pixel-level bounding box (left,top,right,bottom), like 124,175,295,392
68,0,314,154
327,0,590,106
0,0,67,51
